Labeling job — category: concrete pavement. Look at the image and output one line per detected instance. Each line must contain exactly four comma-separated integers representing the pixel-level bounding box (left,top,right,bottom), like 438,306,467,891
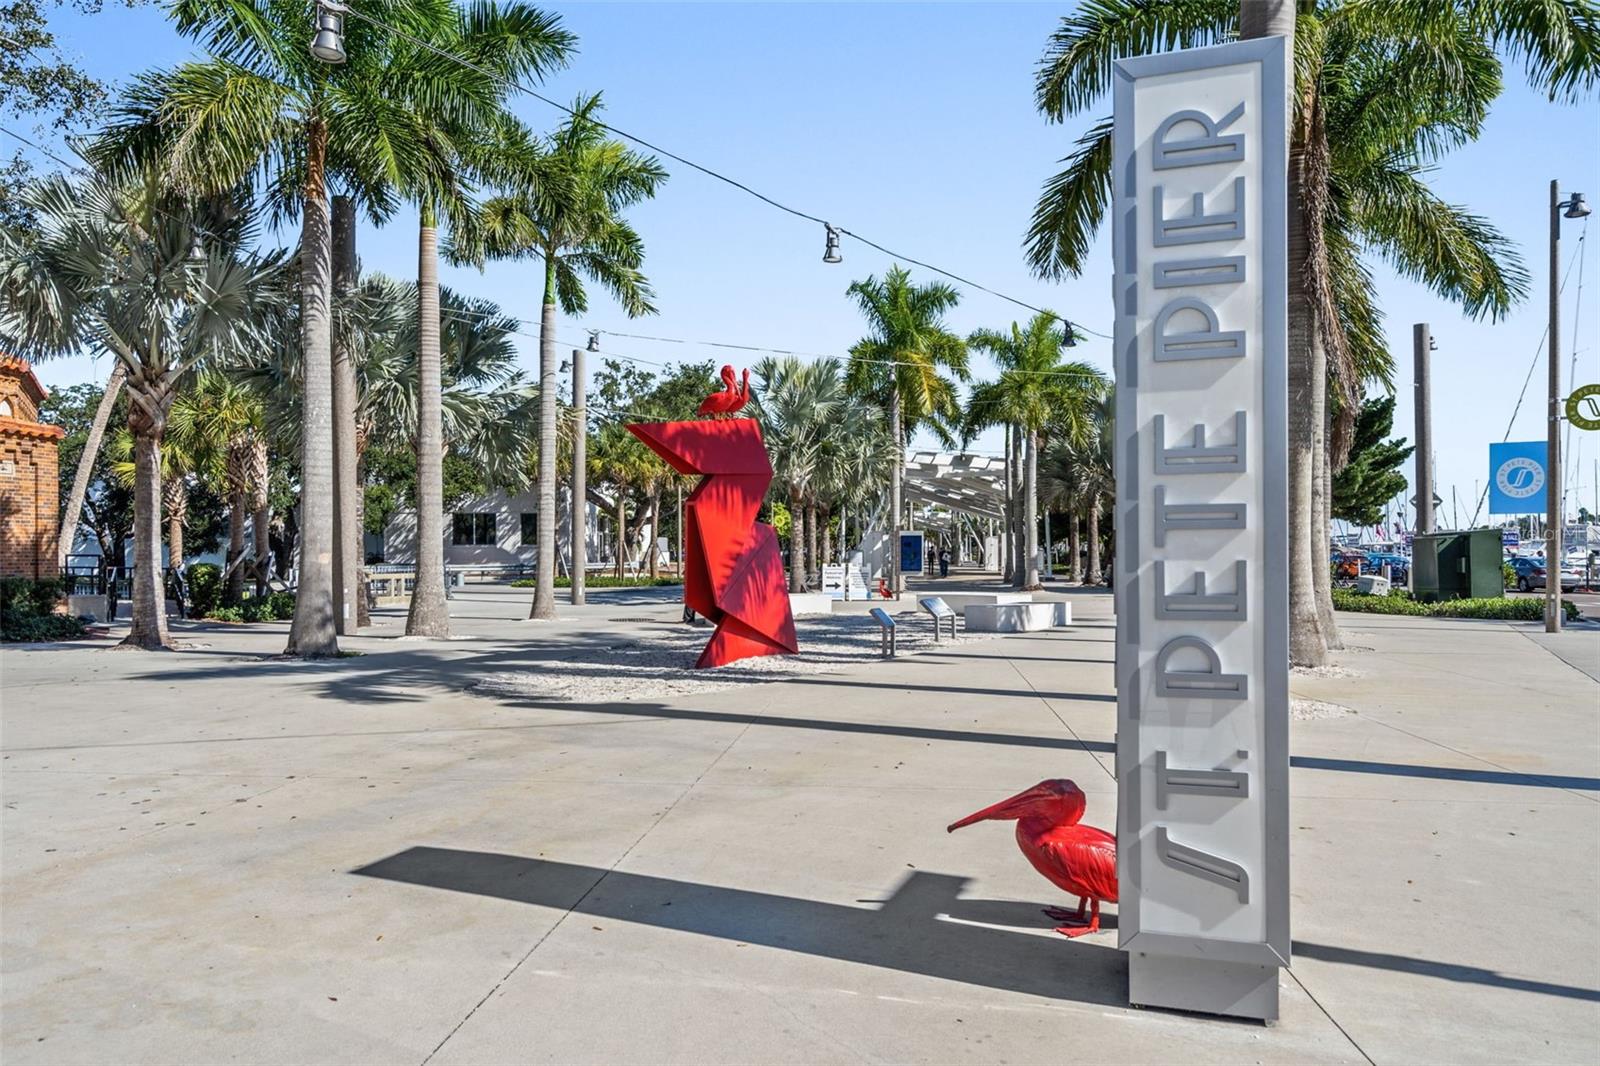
1,581,1596,1064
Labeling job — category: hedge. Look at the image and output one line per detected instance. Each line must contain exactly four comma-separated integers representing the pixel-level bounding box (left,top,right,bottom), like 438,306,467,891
508,575,682,589
1332,588,1580,622
1,577,87,642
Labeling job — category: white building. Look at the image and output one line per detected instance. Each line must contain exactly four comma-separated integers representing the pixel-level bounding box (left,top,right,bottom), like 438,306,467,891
382,488,612,570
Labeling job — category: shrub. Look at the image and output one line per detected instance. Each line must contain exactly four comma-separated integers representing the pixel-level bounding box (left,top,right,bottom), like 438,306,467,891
1503,561,1516,589
508,575,681,589
1,577,85,642
187,564,223,617
2,612,88,642
206,605,244,623
265,591,296,619
1332,588,1579,622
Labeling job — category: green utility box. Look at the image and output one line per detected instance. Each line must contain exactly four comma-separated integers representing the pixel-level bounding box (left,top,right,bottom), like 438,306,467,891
1411,528,1505,602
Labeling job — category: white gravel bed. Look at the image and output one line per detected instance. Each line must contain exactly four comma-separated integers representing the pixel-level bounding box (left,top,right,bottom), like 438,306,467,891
1291,697,1355,720
473,611,995,703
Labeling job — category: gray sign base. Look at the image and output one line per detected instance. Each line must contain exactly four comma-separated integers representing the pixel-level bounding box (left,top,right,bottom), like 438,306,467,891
1128,952,1280,1022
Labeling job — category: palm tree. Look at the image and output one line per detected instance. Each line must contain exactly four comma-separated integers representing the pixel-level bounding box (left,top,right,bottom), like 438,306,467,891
753,356,846,591
460,95,666,619
0,173,279,647
391,4,572,638
91,0,482,656
168,373,269,604
844,265,968,593
587,422,650,578
966,314,1107,589
1025,1,1595,662
1043,390,1115,586
57,361,126,568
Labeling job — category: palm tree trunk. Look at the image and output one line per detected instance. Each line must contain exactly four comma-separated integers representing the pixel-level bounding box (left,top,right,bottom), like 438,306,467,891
648,489,661,579
789,486,807,592
1241,0,1320,663
331,195,361,635
406,206,450,637
1085,498,1102,585
614,492,627,579
1068,507,1082,583
58,361,125,567
253,502,271,599
888,389,902,595
531,255,560,620
286,119,339,657
1001,429,1014,581
126,424,170,649
162,473,187,569
1024,429,1040,589
225,493,246,605
1011,425,1026,589
806,501,818,588
354,440,370,626
820,505,833,567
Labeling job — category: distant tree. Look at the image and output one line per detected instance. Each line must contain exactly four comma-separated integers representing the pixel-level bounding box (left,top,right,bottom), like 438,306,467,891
38,377,133,566
1331,395,1413,528
0,0,120,227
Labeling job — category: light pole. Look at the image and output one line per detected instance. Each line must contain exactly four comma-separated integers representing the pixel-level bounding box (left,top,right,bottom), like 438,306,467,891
1548,181,1591,633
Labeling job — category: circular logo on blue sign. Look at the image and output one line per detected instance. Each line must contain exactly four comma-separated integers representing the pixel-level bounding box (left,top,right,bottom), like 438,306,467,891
1495,456,1544,499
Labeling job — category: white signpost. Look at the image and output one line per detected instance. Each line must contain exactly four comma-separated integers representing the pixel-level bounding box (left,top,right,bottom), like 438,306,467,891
1112,38,1289,1021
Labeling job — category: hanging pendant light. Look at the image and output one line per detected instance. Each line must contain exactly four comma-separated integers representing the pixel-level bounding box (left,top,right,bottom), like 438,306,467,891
822,224,842,264
309,1,349,65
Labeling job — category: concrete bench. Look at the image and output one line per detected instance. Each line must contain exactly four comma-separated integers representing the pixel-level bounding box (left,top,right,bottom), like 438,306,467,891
869,607,897,657
917,596,958,641
788,593,835,616
963,602,1057,633
933,592,1034,613
1046,601,1073,626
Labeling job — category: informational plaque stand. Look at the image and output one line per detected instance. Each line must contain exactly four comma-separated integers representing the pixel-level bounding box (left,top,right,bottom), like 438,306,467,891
1111,38,1290,1021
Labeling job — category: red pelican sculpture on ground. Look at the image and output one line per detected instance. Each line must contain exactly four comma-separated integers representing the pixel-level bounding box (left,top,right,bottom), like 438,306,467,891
696,365,752,418
627,372,797,668
947,779,1117,937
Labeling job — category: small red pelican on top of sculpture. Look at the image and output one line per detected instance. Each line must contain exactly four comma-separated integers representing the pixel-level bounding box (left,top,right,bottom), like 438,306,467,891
697,365,751,418
948,779,1117,937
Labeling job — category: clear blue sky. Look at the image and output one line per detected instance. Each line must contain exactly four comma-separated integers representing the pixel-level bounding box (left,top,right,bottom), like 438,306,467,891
19,1,1600,526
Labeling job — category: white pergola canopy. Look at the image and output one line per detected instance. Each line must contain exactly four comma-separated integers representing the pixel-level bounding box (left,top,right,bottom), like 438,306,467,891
903,451,1008,522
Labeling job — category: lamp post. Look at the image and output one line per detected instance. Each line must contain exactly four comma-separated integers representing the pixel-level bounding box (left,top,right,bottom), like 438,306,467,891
1548,181,1591,633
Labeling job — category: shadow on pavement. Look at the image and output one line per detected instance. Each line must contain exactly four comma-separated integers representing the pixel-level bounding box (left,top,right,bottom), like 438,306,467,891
352,846,1129,1006
353,846,1600,1006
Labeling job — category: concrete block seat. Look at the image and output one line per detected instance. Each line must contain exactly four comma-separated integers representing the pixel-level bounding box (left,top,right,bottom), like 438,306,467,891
788,593,835,616
963,602,1058,633
933,591,1034,613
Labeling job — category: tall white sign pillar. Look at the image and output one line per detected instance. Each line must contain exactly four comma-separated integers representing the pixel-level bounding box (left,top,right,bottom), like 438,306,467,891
1112,38,1290,1021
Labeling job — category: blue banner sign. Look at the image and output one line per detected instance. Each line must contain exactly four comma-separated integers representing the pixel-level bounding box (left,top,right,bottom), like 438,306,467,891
1489,442,1548,516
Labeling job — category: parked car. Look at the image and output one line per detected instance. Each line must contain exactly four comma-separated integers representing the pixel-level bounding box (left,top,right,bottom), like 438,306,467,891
1362,550,1410,582
1506,555,1580,593
1330,548,1364,581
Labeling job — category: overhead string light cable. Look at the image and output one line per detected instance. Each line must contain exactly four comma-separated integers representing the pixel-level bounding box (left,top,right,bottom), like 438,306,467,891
333,2,1111,340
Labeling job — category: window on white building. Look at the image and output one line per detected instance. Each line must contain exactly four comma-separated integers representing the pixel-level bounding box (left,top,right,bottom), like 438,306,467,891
520,513,537,547
452,513,495,545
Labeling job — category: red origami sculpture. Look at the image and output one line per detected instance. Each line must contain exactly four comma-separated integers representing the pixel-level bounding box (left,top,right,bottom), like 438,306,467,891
947,779,1118,937
627,370,797,668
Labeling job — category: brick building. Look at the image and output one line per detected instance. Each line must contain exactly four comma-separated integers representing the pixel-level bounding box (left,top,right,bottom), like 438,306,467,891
0,356,65,579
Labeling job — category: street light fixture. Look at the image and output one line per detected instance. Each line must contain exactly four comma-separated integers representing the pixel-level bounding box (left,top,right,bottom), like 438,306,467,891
1546,184,1588,633
822,224,843,264
309,1,349,65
